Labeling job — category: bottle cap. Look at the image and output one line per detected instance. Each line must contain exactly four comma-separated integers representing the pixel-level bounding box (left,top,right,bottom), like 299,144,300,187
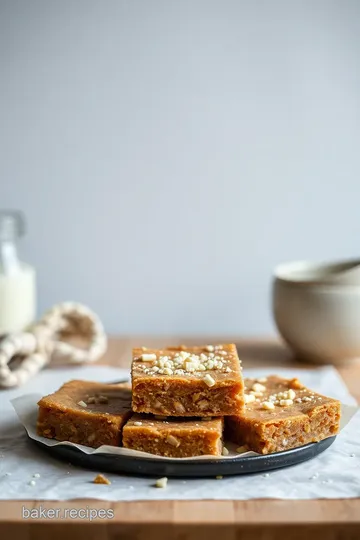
0,210,25,242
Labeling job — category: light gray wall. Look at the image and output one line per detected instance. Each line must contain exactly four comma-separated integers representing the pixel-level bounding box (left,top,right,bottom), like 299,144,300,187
1,0,360,335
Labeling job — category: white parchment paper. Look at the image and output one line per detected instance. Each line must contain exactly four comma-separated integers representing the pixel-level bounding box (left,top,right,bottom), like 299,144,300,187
0,365,359,500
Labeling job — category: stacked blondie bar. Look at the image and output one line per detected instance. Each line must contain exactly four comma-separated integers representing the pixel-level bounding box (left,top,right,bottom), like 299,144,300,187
37,344,341,456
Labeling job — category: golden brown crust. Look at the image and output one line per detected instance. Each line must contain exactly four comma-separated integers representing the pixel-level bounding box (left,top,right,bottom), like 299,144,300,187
37,380,132,448
131,344,244,416
123,414,224,457
225,376,341,454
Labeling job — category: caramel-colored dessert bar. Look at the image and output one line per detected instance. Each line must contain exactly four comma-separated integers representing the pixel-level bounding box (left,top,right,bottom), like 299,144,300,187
123,414,224,457
37,380,132,448
131,344,244,416
225,376,341,454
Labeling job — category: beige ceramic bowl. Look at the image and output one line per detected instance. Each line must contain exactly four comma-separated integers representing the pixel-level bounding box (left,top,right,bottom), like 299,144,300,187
272,260,360,365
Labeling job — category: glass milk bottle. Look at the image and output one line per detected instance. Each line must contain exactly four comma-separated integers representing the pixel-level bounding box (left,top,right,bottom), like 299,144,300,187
0,211,36,336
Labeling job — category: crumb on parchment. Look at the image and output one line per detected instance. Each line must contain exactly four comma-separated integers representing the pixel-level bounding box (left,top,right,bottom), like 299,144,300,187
93,474,111,485
155,477,168,488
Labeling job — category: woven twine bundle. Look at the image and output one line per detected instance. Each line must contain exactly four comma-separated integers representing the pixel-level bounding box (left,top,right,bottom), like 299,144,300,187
0,302,107,388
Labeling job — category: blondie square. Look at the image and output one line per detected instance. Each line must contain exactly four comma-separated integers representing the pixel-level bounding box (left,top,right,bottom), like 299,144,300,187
123,414,224,457
37,380,132,448
131,344,244,416
225,376,341,454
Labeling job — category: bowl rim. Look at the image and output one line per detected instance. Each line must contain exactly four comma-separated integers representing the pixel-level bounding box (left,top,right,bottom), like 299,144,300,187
274,258,360,285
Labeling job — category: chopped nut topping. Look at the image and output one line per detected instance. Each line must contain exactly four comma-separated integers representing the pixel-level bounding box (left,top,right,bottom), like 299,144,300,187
136,348,232,377
197,399,209,410
262,401,275,410
93,474,111,485
87,433,96,443
155,477,168,488
86,394,108,405
205,345,214,352
141,353,157,361
77,400,87,408
185,361,197,372
257,377,267,383
134,421,143,426
174,401,186,414
222,447,229,456
203,373,216,387
244,393,256,404
262,388,297,405
252,382,266,393
250,391,263,398
166,435,180,447
279,399,294,407
236,445,249,454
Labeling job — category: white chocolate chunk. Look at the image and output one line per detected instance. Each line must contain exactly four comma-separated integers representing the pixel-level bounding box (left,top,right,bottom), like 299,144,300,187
203,374,216,387
252,382,266,393
141,353,157,361
279,399,294,407
288,389,296,400
155,477,168,488
185,362,197,372
262,401,275,410
250,391,263,398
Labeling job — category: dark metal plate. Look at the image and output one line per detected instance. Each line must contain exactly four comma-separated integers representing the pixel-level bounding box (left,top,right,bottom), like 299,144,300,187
31,436,336,477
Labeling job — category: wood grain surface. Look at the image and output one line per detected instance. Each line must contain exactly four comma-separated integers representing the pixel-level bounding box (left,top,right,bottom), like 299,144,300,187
0,337,359,540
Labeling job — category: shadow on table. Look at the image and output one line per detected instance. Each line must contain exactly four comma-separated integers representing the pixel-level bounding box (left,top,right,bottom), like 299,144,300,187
234,340,301,368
